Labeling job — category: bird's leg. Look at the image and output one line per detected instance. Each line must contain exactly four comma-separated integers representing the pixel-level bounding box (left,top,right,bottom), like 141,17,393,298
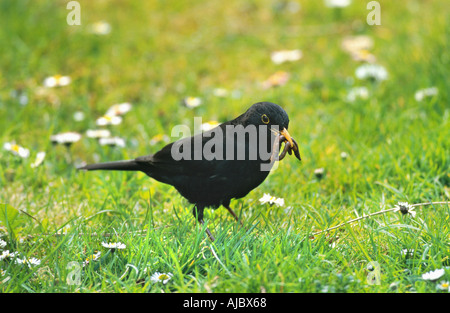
223,204,243,227
192,205,215,241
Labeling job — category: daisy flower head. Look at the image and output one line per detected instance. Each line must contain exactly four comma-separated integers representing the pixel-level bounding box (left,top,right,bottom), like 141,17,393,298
212,88,229,98
355,64,388,82
324,0,351,8
0,239,6,249
259,193,285,207
96,114,123,126
270,49,302,65
414,87,438,102
150,134,170,146
3,142,30,158
82,251,102,267
15,257,41,267
73,111,85,122
101,242,126,250
105,102,132,117
314,168,325,179
350,49,376,63
436,281,450,292
401,249,415,257
341,35,374,55
50,132,82,146
182,97,202,109
346,86,369,102
340,152,349,160
86,129,111,139
0,250,18,260
422,268,445,281
89,21,112,35
201,121,220,132
43,75,71,88
393,202,416,218
150,272,173,284
31,151,46,168
99,137,126,148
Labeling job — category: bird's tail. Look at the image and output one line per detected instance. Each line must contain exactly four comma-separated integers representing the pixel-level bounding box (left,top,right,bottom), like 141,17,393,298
77,159,142,172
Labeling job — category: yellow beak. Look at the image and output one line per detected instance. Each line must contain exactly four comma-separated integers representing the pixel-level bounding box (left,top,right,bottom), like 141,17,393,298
280,128,297,151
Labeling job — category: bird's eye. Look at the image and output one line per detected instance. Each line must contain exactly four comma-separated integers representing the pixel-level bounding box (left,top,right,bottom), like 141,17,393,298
261,114,270,124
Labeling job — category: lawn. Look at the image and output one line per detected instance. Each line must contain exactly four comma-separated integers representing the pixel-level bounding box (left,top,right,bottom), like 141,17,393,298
0,0,449,294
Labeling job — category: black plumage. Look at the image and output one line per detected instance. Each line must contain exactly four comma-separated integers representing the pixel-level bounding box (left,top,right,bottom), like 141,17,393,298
78,101,301,240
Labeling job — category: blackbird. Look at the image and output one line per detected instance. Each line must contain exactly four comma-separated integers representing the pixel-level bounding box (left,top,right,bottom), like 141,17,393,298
78,101,301,240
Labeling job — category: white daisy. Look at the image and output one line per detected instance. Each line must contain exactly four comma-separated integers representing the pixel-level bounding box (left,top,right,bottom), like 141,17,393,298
314,168,325,178
15,257,41,267
341,35,374,54
346,86,369,102
270,49,302,65
355,64,388,82
422,269,445,281
350,49,376,63
436,281,450,291
89,21,112,35
150,272,173,284
414,87,438,102
86,129,111,139
259,193,285,207
212,88,229,98
201,121,220,132
43,75,71,88
3,142,30,158
401,249,414,257
105,102,132,116
0,239,6,249
182,97,202,109
340,152,349,160
96,115,123,126
28,257,41,266
393,202,416,218
73,111,85,122
50,132,82,145
324,0,351,8
82,251,102,267
273,197,285,207
101,242,126,250
149,134,170,146
99,137,126,147
31,151,46,168
259,193,272,204
0,250,18,260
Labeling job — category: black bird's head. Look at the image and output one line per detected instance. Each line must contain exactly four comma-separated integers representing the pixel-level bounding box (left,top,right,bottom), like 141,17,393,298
244,101,290,129
241,102,295,148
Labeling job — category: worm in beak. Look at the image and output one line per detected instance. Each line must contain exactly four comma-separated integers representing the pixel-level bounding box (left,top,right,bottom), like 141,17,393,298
270,127,301,161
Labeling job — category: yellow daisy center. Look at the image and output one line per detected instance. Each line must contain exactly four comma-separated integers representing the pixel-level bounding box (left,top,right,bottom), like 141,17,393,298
11,144,20,153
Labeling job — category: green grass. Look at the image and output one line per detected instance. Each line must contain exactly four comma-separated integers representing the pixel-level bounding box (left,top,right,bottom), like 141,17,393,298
0,0,449,293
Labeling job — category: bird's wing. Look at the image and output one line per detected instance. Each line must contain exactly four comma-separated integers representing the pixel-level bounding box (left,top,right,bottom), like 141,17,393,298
135,132,220,177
